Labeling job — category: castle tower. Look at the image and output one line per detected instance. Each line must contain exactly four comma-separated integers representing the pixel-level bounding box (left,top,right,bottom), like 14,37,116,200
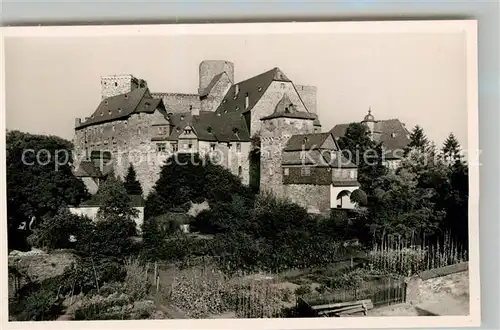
259,94,316,198
361,107,376,140
101,74,147,100
198,60,234,93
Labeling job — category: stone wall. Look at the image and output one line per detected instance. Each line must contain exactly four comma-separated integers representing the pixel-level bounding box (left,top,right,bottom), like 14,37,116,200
101,74,141,100
199,60,234,92
406,262,469,306
283,184,330,214
283,166,331,185
81,177,99,195
74,110,168,196
250,81,311,136
259,117,315,198
295,84,317,114
155,93,200,114
200,73,232,112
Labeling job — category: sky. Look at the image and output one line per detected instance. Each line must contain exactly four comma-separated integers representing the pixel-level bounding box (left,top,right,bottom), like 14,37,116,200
5,31,468,149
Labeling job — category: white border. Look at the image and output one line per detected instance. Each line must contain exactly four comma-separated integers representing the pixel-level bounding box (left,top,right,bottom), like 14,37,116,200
0,20,480,329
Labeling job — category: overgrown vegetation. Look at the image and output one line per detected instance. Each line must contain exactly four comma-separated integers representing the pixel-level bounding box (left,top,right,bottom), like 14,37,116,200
8,124,469,320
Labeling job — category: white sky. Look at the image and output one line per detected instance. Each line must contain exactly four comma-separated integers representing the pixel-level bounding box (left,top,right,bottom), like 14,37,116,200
5,31,468,149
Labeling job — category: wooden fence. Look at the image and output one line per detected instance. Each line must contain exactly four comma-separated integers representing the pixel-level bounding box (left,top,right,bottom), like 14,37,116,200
297,277,407,317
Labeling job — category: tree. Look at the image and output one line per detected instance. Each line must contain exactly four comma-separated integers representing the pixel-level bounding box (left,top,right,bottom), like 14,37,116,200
441,133,462,164
405,125,429,154
94,173,138,223
6,130,89,250
337,123,387,193
27,207,94,251
124,163,143,196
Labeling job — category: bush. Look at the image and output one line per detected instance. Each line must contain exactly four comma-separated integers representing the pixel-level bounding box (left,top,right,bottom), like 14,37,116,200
294,285,312,297
123,258,151,300
27,208,93,251
19,289,64,321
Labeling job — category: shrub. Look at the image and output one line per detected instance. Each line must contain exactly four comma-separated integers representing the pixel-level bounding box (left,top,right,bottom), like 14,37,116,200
19,289,64,321
294,285,312,296
123,258,151,300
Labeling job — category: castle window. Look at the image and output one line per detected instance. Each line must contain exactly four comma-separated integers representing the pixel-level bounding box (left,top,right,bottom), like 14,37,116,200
391,132,396,138
227,142,232,149
301,166,311,176
223,99,227,104
180,115,185,121
350,170,356,179
235,84,239,97
238,166,242,177
269,168,273,176
171,143,178,152
281,83,285,89
145,102,150,107
114,82,118,87
124,94,128,99
184,128,192,135
236,142,241,152
189,105,193,110
112,125,116,131
157,143,166,152
188,142,193,149
258,86,262,92
245,95,249,109
108,110,112,115
210,143,216,151
284,168,289,176
100,112,104,117
207,126,212,133
118,108,122,113
235,106,240,111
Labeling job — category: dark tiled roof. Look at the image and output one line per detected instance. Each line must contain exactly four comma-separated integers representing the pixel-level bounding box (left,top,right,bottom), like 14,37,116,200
284,132,338,151
215,67,291,115
77,88,166,129
281,150,357,168
374,119,411,158
166,111,250,142
73,161,103,178
261,93,317,121
329,119,411,159
329,123,351,139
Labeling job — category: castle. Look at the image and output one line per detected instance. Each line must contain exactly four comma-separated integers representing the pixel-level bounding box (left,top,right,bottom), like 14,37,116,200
73,60,368,214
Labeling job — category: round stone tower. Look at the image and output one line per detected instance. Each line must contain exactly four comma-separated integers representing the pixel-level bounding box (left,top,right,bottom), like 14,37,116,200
198,60,234,93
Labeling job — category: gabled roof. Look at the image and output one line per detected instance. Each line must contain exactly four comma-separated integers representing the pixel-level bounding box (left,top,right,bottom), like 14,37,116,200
260,93,317,121
199,72,226,97
281,150,357,168
214,67,291,115
329,119,411,159
284,132,338,151
166,111,251,143
77,87,166,129
73,161,103,178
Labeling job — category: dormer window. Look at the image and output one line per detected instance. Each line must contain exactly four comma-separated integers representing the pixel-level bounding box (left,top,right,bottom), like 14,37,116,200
100,112,104,117
223,99,227,104
108,110,112,115
184,128,192,135
391,132,396,138
258,86,262,92
118,108,122,113
180,115,185,121
233,128,239,134
245,94,249,109
235,84,239,97
235,106,240,111
207,126,212,133
124,94,128,99
145,102,150,107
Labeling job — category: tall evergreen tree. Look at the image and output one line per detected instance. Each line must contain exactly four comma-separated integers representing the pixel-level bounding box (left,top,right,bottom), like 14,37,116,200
441,133,462,164
405,125,429,155
124,163,143,196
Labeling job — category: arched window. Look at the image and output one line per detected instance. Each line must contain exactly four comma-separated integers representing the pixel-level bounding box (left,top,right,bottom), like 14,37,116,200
238,166,242,177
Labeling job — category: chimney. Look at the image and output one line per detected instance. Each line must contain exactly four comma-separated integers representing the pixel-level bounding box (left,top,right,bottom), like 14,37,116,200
190,105,200,117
